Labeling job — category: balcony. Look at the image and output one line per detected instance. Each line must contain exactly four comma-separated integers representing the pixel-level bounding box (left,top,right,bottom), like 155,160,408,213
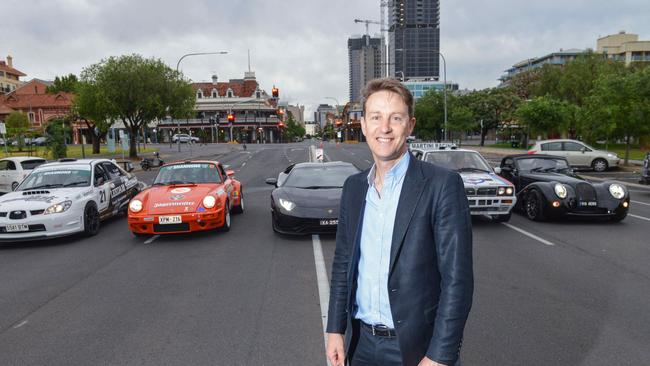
158,117,281,126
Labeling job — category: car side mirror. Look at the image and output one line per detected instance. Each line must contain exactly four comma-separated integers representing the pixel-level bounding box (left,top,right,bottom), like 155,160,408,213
226,170,235,177
265,178,278,187
580,147,586,153
494,167,502,174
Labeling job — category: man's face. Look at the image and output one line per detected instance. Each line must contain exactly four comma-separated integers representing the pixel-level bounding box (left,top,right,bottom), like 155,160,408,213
361,90,416,164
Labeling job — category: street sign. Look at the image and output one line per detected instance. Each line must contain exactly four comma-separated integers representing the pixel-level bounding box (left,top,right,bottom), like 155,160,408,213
107,129,116,153
314,148,324,162
0,122,5,134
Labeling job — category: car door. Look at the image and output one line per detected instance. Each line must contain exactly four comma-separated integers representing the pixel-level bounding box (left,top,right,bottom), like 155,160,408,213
93,164,112,214
218,163,234,206
101,162,132,212
5,160,19,191
563,142,589,167
0,160,8,192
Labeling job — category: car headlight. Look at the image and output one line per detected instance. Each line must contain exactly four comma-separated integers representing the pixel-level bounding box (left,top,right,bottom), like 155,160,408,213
497,186,514,196
609,184,625,199
554,183,567,199
279,198,296,212
203,195,217,209
44,200,72,214
129,199,143,213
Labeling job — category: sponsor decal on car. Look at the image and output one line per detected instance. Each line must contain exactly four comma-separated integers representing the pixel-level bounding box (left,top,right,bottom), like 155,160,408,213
153,201,196,208
171,187,192,194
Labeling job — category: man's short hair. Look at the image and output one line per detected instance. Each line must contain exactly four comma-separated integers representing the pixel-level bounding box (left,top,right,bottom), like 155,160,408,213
362,78,414,119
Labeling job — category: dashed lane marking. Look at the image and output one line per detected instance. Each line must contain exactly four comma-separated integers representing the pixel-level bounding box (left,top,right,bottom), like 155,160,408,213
629,214,650,222
312,234,330,365
242,162,247,167
12,320,28,329
144,235,160,244
631,200,650,206
501,223,556,246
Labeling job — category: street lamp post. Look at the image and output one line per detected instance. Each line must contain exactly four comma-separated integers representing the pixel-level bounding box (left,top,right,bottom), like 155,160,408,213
175,51,228,152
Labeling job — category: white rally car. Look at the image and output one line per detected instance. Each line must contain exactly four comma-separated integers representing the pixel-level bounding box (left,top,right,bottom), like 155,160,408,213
0,158,144,242
410,143,516,222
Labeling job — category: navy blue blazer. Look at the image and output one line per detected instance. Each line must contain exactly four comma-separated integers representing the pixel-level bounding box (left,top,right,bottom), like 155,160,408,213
326,156,473,366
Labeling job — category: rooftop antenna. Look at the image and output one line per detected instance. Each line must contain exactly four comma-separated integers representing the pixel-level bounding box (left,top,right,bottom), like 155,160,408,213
248,49,251,72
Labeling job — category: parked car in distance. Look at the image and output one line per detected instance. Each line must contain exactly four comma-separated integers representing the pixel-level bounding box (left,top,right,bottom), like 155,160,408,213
31,137,47,146
0,157,47,193
528,139,619,172
172,134,200,143
640,152,650,185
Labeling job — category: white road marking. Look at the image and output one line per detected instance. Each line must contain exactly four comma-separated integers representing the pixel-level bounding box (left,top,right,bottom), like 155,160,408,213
13,320,28,329
629,214,650,222
312,234,331,362
242,162,247,167
501,223,556,246
144,235,160,244
631,200,650,206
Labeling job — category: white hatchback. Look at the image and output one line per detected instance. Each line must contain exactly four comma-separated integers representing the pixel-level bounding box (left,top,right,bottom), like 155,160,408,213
528,139,620,172
0,157,47,193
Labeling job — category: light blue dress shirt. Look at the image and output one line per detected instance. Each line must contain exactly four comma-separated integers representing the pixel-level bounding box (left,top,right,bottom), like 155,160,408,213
355,151,410,328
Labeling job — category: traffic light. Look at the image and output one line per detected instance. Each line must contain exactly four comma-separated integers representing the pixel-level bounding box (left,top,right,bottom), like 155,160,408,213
272,86,279,98
227,113,235,123
278,122,284,128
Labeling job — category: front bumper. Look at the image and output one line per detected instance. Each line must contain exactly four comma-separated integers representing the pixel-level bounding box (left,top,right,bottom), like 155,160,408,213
544,198,629,219
128,208,225,234
272,210,338,235
0,214,84,242
466,195,516,216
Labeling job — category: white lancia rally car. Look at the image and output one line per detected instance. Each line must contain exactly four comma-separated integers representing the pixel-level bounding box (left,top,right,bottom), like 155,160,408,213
0,158,144,242
410,143,517,222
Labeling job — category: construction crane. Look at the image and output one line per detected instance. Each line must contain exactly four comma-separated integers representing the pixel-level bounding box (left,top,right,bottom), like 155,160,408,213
354,18,381,37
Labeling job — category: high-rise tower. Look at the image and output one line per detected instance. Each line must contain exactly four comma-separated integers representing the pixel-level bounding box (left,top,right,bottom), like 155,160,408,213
348,35,383,103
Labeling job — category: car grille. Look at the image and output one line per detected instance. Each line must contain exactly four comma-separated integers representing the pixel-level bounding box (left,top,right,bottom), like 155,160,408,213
22,190,51,195
0,224,46,233
153,223,190,233
575,183,597,201
465,188,476,195
0,212,6,218
477,188,497,196
30,210,45,216
9,211,27,220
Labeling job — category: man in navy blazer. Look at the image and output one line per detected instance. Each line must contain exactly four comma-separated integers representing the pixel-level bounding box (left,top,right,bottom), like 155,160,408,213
326,78,473,366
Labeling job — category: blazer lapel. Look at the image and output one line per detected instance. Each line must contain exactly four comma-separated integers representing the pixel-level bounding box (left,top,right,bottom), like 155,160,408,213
347,173,369,278
389,158,425,275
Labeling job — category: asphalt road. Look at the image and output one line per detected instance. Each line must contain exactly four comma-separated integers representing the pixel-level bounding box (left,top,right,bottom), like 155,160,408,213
1,141,649,365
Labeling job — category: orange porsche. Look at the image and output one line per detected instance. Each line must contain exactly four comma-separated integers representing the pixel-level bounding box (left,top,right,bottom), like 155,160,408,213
127,161,243,236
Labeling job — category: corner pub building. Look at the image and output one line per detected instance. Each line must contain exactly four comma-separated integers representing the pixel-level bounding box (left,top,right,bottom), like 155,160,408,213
158,71,283,143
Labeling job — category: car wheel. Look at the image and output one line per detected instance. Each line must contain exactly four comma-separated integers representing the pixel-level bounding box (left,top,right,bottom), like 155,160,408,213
524,190,546,221
220,202,231,232
83,203,101,236
491,212,511,223
11,182,19,191
232,191,244,214
592,158,608,172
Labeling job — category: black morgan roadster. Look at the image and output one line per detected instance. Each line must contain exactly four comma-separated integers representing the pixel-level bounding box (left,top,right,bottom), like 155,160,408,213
498,154,629,221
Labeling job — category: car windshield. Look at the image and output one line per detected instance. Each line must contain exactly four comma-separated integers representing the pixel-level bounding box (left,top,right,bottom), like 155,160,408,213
154,163,222,185
20,159,47,170
424,151,492,172
517,158,570,172
18,167,92,190
283,165,359,189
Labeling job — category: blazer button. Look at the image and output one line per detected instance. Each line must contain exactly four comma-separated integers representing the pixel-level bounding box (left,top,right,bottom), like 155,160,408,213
390,288,397,292
396,320,402,324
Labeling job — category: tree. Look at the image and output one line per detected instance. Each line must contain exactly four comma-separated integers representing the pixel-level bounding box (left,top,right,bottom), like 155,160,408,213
414,89,445,140
447,104,475,142
73,76,115,154
516,96,570,139
46,74,79,93
82,54,195,158
5,111,30,152
44,118,69,159
583,66,650,164
466,88,521,146
284,116,305,142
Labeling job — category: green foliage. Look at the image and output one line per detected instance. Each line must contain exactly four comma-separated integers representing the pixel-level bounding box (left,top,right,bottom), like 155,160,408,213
80,54,195,158
284,116,306,141
5,111,30,151
44,118,69,159
46,74,79,93
516,96,570,138
465,88,521,145
414,90,445,140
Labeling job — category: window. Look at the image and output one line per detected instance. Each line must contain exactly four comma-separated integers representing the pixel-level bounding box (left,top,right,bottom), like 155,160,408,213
563,142,586,152
226,89,234,98
0,160,7,170
256,91,261,98
211,89,218,98
28,112,35,123
541,142,562,151
197,90,203,99
218,164,228,180
21,159,46,170
94,164,109,186
101,162,125,180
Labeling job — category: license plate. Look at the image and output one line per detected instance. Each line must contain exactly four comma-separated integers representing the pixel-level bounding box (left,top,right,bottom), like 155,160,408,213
578,201,597,207
319,219,338,226
159,216,182,224
6,224,29,232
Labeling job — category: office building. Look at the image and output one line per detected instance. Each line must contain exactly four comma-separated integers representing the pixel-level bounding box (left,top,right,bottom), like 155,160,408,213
349,34,383,103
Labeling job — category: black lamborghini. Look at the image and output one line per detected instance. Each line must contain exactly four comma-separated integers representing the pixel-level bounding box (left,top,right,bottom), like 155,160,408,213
498,154,630,221
266,161,360,234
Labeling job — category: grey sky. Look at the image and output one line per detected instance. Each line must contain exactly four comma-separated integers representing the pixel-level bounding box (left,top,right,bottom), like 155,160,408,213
2,0,648,119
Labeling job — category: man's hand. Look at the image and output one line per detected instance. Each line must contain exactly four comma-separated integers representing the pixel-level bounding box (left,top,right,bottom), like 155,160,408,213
418,356,448,366
326,333,346,366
